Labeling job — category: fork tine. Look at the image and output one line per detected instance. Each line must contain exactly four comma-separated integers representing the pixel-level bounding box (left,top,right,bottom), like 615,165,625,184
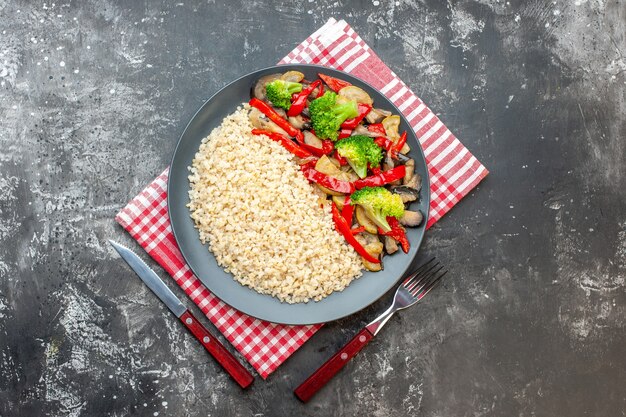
407,265,443,294
405,262,441,293
409,267,443,297
401,257,436,287
413,269,448,299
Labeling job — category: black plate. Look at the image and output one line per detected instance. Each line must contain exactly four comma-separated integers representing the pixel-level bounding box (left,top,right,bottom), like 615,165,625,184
168,64,430,325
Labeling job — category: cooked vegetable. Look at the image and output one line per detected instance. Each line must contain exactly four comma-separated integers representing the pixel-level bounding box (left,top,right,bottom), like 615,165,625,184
335,135,383,179
354,165,406,189
355,232,384,271
288,80,322,117
332,195,346,210
390,185,419,203
374,136,393,152
338,86,373,105
365,107,392,124
404,172,421,191
367,123,387,136
288,114,310,130
249,98,301,139
378,217,410,253
309,91,359,141
341,103,372,129
338,128,353,139
392,131,407,155
341,196,354,224
252,73,282,100
331,202,380,264
399,210,423,227
355,205,378,234
318,73,352,92
403,159,415,183
350,186,404,232
299,130,334,157
251,129,312,159
384,236,399,254
248,108,290,136
265,79,303,110
301,163,355,194
280,70,305,82
382,115,401,142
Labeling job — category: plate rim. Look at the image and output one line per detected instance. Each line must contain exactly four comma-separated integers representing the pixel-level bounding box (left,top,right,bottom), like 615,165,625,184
167,63,430,325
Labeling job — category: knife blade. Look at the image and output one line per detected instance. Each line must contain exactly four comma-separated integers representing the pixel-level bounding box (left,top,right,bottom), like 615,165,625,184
109,240,254,389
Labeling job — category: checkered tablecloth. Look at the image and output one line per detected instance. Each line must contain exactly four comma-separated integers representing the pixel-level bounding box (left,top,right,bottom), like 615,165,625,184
115,18,488,378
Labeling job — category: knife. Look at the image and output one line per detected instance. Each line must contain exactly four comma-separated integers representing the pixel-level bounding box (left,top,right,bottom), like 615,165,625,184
109,240,254,389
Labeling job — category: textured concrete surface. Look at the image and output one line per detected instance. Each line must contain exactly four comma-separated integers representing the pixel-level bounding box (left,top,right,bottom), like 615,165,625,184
1,0,625,416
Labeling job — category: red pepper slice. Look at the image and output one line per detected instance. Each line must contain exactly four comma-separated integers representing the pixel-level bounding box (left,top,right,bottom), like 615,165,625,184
342,195,354,224
251,129,312,159
300,164,355,194
334,150,348,166
393,131,407,154
338,128,352,139
318,73,352,92
350,226,366,235
331,203,380,263
370,165,382,176
367,123,386,135
299,140,334,157
378,217,410,253
374,136,393,151
249,98,300,138
341,103,372,129
354,165,406,189
287,80,322,117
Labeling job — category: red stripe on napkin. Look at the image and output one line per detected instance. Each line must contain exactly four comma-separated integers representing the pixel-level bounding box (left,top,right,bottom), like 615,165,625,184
115,18,487,378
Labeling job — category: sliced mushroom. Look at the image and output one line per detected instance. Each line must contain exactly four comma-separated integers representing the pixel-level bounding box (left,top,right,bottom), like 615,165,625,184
403,159,415,183
400,143,410,154
252,73,282,100
399,210,423,227
248,108,290,136
381,115,401,142
289,115,311,130
356,206,378,234
365,107,392,124
390,185,419,203
338,86,373,105
280,70,305,83
404,173,422,192
384,236,399,254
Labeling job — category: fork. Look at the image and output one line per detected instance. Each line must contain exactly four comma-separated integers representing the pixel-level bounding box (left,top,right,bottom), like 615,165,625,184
294,258,447,402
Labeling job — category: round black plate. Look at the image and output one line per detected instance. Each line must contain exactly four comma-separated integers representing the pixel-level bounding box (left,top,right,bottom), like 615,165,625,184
168,64,430,325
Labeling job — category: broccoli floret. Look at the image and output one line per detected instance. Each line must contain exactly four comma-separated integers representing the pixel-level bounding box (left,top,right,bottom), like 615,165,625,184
350,186,404,232
265,80,303,110
335,135,383,178
309,91,358,141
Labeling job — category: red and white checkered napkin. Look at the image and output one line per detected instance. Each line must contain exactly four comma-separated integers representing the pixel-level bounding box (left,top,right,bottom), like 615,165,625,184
115,18,488,379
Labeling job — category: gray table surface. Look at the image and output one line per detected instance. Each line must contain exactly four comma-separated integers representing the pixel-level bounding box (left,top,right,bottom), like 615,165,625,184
1,1,624,416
